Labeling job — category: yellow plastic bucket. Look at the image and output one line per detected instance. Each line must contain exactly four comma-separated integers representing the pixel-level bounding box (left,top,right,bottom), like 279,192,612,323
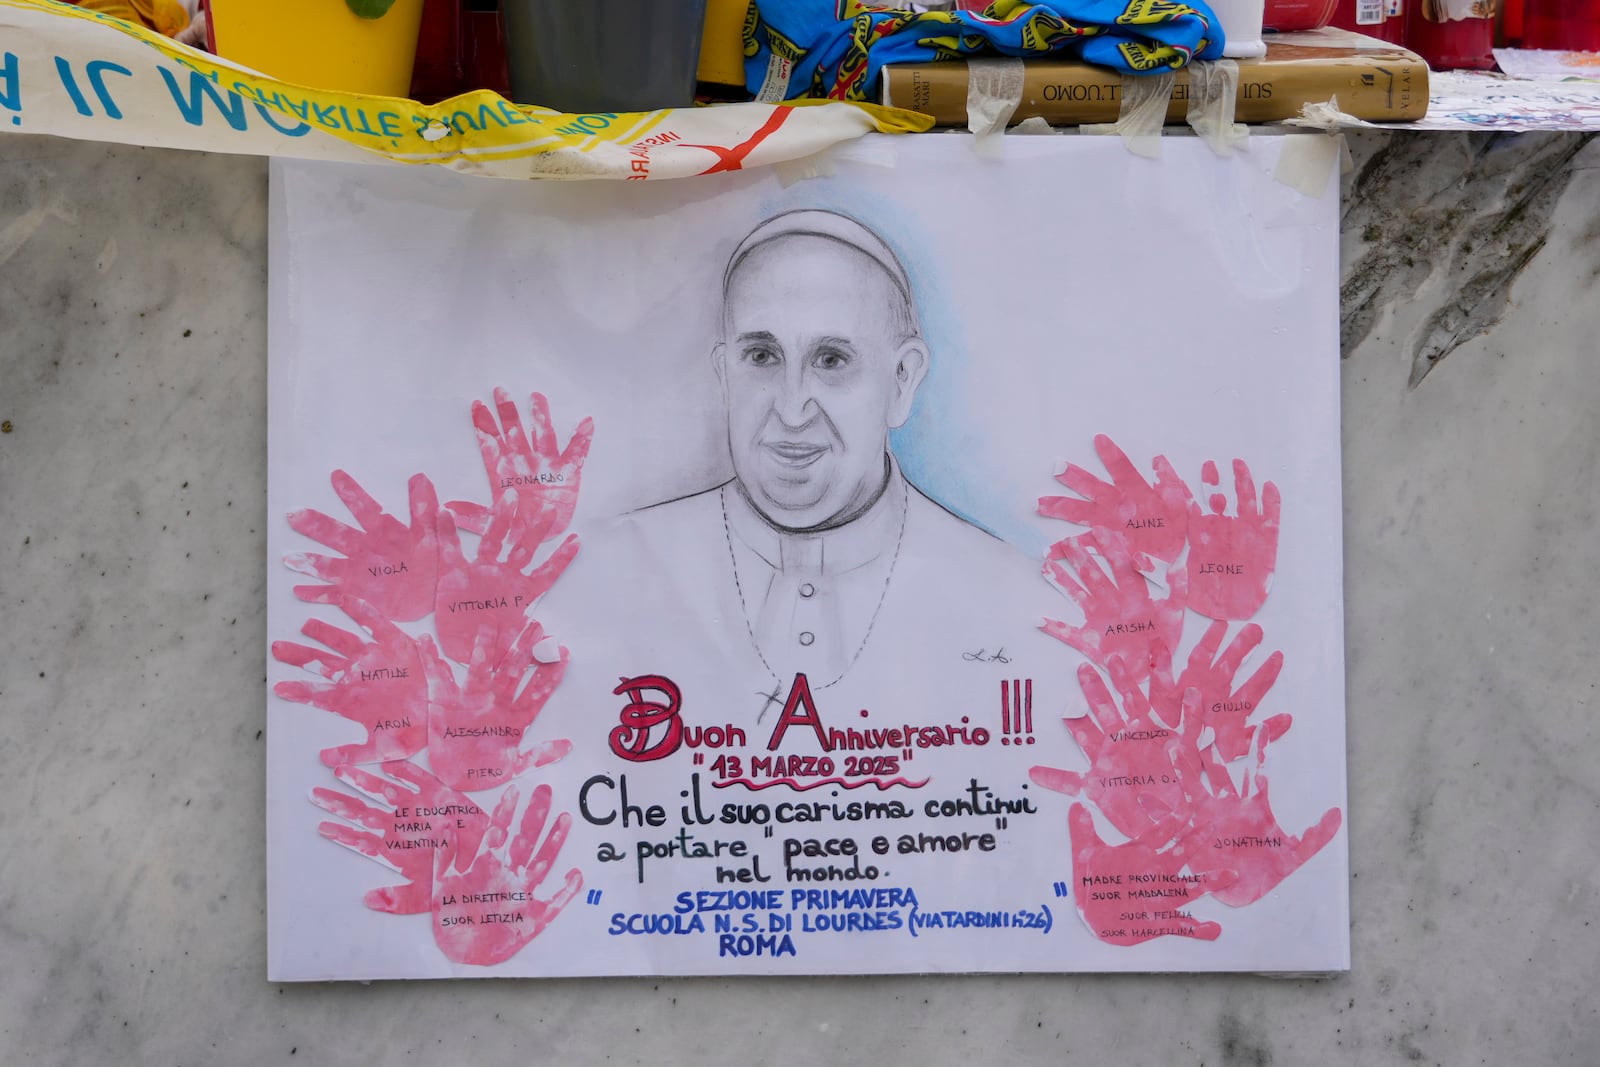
208,0,426,97
697,0,749,88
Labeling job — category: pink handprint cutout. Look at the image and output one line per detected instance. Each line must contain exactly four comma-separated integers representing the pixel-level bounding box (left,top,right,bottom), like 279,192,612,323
1066,803,1233,946
1178,731,1342,907
1029,659,1204,839
1149,620,1289,763
1183,459,1281,621
1040,434,1192,563
432,783,583,966
433,496,579,665
312,760,489,915
285,471,441,622
419,624,572,793
1042,533,1185,682
272,596,427,766
447,388,594,542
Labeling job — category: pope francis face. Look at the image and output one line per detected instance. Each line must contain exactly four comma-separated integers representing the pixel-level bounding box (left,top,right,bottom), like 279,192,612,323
714,233,929,532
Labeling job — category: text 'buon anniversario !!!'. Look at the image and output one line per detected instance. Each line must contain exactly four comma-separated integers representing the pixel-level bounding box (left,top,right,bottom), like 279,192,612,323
586,671,1057,958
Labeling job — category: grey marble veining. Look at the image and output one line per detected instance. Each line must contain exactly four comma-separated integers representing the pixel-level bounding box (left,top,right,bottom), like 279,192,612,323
1,129,1598,1064
1341,131,1599,386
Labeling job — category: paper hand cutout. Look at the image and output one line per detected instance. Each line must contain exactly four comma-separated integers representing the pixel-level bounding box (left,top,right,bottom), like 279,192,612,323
285,471,441,623
1066,803,1232,945
1040,434,1192,563
271,597,428,766
1042,534,1185,682
312,760,489,915
1030,660,1203,838
447,389,594,542
432,783,583,966
433,496,579,665
1149,620,1289,763
1183,459,1281,621
1178,731,1342,907
420,625,572,793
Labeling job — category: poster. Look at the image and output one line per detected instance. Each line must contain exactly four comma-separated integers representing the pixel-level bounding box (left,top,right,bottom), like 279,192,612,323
266,134,1349,980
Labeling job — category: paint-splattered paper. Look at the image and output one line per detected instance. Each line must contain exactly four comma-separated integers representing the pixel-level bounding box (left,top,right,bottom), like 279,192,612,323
266,134,1349,980
1368,68,1600,129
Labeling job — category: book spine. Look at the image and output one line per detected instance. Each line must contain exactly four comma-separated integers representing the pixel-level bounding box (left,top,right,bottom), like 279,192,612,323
883,61,1428,123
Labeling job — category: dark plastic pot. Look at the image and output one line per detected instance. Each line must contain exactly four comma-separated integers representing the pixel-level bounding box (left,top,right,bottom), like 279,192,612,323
501,0,710,113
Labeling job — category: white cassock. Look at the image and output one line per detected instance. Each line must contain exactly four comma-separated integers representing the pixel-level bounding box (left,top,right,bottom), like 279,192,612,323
537,457,1072,734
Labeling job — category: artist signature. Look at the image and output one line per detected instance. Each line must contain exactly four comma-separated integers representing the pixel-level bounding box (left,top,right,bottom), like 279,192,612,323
962,647,1011,664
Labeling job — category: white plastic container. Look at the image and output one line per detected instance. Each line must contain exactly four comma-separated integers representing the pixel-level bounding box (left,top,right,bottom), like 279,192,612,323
1210,0,1269,56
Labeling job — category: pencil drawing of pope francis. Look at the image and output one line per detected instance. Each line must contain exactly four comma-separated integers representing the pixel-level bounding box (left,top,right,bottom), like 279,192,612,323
539,208,1059,722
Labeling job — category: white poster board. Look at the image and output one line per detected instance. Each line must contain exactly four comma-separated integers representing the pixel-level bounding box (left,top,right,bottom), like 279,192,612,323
266,134,1348,980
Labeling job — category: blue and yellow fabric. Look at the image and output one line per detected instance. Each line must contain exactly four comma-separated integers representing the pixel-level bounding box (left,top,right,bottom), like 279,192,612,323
746,0,1226,100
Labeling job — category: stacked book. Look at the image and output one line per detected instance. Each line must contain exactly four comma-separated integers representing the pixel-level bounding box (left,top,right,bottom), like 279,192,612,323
880,26,1429,124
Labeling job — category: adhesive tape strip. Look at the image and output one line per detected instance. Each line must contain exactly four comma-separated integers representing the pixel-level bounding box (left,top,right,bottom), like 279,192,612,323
1272,131,1342,198
966,57,1025,157
772,149,839,187
772,133,901,185
829,137,901,169
1185,59,1248,157
1081,71,1174,160
1282,96,1365,130
1012,116,1057,135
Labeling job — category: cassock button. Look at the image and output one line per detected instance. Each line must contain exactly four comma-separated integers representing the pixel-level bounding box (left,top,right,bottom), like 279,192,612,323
798,631,815,646
799,583,816,598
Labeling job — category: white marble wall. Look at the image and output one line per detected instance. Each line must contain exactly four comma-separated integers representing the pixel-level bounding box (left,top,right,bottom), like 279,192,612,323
1,129,1596,1064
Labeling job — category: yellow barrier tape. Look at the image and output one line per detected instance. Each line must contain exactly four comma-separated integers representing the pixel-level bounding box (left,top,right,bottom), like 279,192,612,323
0,0,933,179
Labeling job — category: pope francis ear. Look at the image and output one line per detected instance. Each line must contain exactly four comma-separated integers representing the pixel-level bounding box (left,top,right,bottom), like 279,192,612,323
886,338,930,430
